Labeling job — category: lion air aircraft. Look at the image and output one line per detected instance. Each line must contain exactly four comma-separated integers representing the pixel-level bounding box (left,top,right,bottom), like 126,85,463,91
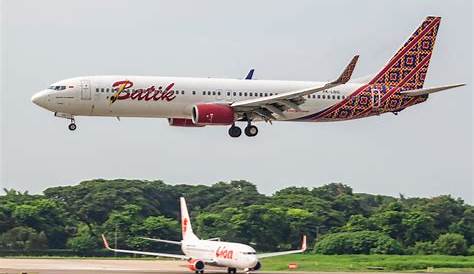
32,16,464,137
102,197,307,274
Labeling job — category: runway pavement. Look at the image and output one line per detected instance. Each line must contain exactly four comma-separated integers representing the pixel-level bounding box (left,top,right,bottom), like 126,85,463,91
0,258,465,274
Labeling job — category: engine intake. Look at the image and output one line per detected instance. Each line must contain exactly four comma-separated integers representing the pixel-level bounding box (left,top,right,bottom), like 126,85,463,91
168,118,204,127
192,104,234,125
188,259,205,271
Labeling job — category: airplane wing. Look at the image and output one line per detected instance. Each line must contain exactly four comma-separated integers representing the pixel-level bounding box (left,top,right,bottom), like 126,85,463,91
102,234,188,259
257,235,307,259
139,237,182,245
231,56,359,120
399,83,465,97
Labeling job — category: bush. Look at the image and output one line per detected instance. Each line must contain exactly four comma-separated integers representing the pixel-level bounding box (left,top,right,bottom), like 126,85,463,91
434,233,468,255
0,226,48,250
413,241,436,254
468,245,474,256
314,230,403,254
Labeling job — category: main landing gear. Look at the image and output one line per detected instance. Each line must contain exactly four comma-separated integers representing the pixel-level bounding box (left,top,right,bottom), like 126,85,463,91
228,123,258,138
227,267,237,274
194,271,204,274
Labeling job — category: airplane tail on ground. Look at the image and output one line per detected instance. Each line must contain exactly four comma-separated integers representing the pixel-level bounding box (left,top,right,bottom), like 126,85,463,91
369,16,441,90
180,197,199,242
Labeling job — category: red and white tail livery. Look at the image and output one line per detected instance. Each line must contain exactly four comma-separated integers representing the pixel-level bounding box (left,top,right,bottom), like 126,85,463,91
32,16,464,137
102,197,307,274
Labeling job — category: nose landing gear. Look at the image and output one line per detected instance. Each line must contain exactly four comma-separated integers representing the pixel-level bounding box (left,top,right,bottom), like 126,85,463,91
68,118,77,131
227,267,237,274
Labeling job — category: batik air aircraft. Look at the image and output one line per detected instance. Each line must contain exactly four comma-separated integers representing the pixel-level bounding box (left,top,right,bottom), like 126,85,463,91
102,197,307,274
31,16,464,137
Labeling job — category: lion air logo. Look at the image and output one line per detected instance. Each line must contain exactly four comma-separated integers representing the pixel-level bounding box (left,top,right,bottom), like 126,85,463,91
216,246,234,259
109,80,176,104
182,218,188,234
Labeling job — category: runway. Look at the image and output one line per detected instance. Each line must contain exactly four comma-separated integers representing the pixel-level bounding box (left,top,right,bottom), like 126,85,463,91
0,258,464,274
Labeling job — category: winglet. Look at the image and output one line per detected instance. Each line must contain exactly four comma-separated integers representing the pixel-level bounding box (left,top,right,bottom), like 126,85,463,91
101,234,111,250
301,235,307,251
331,55,359,84
245,69,255,80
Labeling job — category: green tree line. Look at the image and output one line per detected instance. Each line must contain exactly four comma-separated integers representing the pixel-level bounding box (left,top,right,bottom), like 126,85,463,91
0,179,472,256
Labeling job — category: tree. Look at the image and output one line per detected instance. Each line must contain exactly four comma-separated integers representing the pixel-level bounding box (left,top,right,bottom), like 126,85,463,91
434,233,468,255
314,230,402,255
67,225,98,254
0,226,48,250
412,241,436,255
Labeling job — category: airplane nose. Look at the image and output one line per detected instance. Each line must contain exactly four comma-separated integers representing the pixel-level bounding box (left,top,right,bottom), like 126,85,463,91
31,90,48,108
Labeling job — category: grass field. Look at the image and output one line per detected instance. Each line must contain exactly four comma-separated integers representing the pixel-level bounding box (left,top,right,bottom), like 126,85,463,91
260,254,474,272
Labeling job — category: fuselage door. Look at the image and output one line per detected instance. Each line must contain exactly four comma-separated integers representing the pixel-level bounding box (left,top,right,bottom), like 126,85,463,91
371,87,381,109
80,80,91,100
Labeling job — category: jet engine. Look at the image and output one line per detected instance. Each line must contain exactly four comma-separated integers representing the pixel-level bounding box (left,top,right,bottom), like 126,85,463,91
188,259,205,272
168,118,204,127
192,104,234,125
250,261,261,271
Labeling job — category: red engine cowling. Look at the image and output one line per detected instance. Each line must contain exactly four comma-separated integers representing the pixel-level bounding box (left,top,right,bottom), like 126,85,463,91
188,259,205,271
192,104,235,125
168,118,204,127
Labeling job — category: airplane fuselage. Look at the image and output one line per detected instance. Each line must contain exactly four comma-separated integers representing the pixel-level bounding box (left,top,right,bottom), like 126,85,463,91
32,75,426,122
182,238,259,270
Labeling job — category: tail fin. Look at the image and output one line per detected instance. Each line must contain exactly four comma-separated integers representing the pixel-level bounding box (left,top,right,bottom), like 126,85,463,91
369,16,441,90
180,197,199,242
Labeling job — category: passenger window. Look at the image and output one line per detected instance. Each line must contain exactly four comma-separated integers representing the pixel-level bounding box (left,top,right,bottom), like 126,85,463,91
244,92,248,96
260,93,263,97
192,91,196,95
218,91,221,96
96,88,99,92
239,92,242,96
227,92,230,96
249,92,253,96
101,88,104,92
182,90,185,95
322,95,326,99
202,91,205,95
233,92,236,96
332,95,336,99
264,93,268,96
270,93,273,96
212,91,216,95
317,95,321,99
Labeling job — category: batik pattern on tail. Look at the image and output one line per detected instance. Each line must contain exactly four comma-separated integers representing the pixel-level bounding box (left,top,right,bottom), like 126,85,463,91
301,16,441,121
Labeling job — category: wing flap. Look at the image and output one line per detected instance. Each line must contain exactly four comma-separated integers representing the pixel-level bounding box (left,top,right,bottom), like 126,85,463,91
399,83,465,96
231,55,359,109
102,234,188,259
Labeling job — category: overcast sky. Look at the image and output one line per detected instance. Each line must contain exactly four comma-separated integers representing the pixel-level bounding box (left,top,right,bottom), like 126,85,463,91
1,0,472,203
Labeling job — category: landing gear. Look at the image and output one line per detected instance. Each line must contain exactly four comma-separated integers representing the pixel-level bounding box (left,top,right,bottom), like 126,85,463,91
244,124,258,137
68,119,77,131
227,267,237,274
194,271,204,274
228,124,242,138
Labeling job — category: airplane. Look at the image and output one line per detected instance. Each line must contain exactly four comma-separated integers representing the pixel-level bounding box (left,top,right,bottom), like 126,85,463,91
101,197,307,274
31,16,464,137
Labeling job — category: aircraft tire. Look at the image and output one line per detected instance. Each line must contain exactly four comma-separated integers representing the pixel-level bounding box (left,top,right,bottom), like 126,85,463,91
244,125,258,137
228,125,242,138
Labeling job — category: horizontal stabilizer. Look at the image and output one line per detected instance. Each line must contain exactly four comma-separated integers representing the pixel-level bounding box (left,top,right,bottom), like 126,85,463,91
400,83,465,96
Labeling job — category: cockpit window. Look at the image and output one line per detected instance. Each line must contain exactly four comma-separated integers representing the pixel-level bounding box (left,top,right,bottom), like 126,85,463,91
242,252,257,255
49,85,66,90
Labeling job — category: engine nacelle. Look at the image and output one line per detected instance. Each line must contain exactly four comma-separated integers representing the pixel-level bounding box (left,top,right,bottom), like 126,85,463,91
192,104,234,125
188,259,205,271
250,261,261,271
168,118,204,127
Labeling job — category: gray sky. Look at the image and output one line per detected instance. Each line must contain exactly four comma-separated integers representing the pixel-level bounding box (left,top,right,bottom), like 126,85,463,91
1,0,473,203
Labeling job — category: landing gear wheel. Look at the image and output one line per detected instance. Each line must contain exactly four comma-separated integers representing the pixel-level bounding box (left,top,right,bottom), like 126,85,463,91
244,125,258,137
194,271,204,274
68,123,77,131
227,267,237,274
228,125,242,138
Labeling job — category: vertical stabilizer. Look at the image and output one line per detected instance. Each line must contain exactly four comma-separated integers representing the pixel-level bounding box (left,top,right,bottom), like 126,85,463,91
180,197,199,242
369,16,441,90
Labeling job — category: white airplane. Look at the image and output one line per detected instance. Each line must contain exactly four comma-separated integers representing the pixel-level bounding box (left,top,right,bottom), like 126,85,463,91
32,16,464,137
102,197,307,274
